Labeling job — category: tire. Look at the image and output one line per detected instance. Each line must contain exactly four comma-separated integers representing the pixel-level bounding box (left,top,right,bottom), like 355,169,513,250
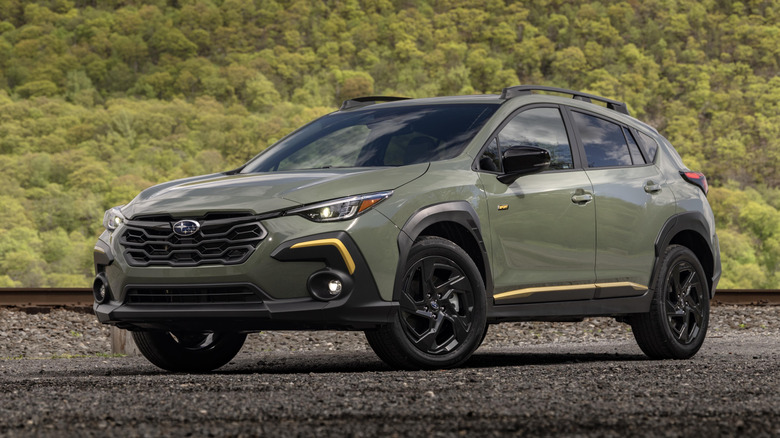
631,245,710,359
132,330,247,372
478,324,489,348
365,236,487,370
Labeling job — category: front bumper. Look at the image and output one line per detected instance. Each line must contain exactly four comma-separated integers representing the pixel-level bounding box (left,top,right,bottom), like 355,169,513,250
93,213,401,331
94,284,398,331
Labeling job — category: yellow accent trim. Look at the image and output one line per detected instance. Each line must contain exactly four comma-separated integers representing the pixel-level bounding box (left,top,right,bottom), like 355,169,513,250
594,282,647,291
290,239,356,275
494,282,648,300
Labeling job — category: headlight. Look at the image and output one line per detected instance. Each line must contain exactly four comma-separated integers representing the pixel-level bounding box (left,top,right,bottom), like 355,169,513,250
102,206,126,231
288,191,393,222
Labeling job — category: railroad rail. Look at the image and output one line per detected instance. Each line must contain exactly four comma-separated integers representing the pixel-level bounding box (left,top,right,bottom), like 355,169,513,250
0,288,94,308
710,289,780,306
0,288,778,308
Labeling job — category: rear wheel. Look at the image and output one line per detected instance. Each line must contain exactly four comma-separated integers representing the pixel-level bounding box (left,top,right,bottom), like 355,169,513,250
132,330,246,372
631,245,710,359
366,237,486,370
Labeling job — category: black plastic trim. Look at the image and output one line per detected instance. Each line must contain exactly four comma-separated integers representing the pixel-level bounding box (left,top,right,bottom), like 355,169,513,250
394,201,493,301
271,231,364,276
124,283,266,305
95,276,397,331
488,292,652,323
93,238,113,275
653,212,720,298
94,298,398,331
339,96,410,111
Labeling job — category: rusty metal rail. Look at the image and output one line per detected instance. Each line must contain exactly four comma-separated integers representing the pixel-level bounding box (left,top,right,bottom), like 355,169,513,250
0,288,93,308
711,289,780,306
0,287,778,308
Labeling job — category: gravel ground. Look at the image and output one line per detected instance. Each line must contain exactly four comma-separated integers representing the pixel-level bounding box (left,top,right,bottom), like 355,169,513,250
0,305,777,358
1,305,778,437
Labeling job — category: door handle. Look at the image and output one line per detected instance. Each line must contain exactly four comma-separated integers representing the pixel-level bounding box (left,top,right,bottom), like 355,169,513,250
571,193,593,204
644,182,662,194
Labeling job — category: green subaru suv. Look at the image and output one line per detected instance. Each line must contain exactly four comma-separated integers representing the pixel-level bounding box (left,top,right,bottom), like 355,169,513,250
93,85,720,372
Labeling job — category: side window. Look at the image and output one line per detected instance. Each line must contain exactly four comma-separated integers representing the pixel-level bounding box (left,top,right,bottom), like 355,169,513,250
483,107,573,171
624,127,646,165
571,111,632,168
637,131,659,163
478,138,501,171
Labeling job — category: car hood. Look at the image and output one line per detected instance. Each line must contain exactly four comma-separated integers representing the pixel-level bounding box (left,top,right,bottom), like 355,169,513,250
121,164,429,218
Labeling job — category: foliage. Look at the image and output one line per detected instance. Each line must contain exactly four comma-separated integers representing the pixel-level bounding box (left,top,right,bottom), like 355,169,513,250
0,0,778,288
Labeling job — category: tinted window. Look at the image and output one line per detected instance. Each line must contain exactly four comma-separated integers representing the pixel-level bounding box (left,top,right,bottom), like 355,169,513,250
478,138,501,172
241,104,498,173
637,131,659,163
572,111,632,168
493,107,573,170
623,127,646,165
278,125,368,170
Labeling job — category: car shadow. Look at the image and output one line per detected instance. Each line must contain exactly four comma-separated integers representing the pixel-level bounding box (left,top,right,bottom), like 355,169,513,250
31,349,648,378
213,349,648,375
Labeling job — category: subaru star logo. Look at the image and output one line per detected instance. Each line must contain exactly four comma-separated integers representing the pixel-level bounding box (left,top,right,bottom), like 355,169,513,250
172,220,200,236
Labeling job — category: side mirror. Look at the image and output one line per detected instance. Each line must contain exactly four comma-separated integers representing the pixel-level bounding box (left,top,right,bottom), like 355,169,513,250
497,146,551,184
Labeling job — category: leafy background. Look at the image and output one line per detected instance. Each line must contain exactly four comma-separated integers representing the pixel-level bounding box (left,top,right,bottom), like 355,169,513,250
0,0,778,288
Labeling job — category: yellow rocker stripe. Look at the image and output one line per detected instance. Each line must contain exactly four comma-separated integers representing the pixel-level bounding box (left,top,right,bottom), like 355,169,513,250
290,239,356,275
494,282,648,300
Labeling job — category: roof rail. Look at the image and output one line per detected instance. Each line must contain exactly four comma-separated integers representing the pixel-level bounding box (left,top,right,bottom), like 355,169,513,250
500,85,630,116
339,96,410,111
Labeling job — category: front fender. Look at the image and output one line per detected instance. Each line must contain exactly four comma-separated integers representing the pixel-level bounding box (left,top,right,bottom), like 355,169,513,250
393,201,492,301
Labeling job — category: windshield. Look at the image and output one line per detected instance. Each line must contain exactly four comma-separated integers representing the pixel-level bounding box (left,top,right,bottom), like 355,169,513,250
240,104,498,173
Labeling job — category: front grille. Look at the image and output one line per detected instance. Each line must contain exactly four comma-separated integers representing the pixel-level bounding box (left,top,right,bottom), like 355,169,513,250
120,214,267,267
125,285,263,304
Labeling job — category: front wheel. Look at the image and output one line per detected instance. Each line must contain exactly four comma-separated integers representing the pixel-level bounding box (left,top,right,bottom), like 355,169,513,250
366,237,487,370
631,245,710,359
132,330,246,372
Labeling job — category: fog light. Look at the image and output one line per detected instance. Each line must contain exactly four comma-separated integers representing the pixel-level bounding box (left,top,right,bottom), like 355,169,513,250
307,269,353,301
92,273,110,304
97,283,106,301
328,279,342,295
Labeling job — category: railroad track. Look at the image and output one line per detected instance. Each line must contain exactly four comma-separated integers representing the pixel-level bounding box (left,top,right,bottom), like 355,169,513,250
0,288,94,308
0,287,778,307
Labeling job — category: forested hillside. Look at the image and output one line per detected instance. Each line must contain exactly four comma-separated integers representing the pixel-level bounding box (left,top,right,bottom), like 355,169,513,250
0,0,778,288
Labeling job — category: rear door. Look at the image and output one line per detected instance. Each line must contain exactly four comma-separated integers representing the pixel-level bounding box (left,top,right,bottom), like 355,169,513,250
477,105,597,304
567,109,677,297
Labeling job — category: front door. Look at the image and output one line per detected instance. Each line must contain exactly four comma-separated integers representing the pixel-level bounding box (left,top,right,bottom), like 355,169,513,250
477,106,596,304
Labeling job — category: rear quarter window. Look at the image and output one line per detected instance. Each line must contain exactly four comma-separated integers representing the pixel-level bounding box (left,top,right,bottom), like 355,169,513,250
637,131,660,163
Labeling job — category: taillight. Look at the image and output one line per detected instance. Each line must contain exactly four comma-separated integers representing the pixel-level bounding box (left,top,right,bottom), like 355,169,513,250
680,171,708,195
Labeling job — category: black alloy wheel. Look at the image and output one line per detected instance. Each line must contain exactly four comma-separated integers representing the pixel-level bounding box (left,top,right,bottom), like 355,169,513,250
663,260,706,345
398,255,476,354
365,236,486,370
631,244,710,359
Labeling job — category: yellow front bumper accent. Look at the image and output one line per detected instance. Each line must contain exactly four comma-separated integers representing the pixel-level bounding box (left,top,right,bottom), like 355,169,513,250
290,238,356,275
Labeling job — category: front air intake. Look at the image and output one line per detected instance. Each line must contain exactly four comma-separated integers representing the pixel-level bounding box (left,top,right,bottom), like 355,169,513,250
125,285,263,304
